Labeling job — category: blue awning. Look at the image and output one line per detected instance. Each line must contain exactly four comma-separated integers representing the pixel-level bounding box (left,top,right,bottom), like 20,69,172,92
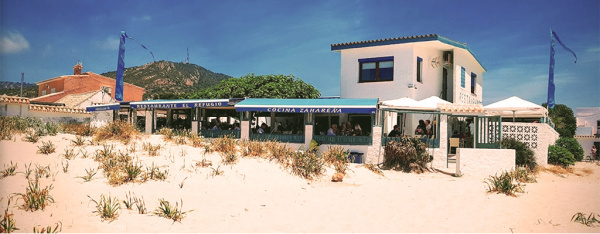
86,103,120,112
235,98,378,114
129,99,231,109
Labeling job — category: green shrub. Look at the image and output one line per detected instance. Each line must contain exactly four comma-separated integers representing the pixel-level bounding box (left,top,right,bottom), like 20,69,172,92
554,137,584,161
548,145,575,167
382,137,432,172
501,138,537,170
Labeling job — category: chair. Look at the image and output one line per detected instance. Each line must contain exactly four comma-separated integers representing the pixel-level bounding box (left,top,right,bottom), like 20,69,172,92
449,138,460,155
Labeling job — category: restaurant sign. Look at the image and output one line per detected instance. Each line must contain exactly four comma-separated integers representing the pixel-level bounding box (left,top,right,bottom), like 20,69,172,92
130,101,228,109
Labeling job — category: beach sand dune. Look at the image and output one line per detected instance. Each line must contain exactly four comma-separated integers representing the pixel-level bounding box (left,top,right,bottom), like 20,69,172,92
1,133,598,233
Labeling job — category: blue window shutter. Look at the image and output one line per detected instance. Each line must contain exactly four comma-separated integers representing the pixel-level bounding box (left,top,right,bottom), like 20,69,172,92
358,56,394,63
461,67,465,88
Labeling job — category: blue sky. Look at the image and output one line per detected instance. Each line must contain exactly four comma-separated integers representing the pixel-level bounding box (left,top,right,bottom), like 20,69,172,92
1,0,598,110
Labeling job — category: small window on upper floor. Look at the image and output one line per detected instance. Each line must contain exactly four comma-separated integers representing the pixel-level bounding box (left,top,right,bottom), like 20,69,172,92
51,88,56,94
416,57,423,83
471,72,477,94
358,56,394,82
42,90,47,96
461,67,466,88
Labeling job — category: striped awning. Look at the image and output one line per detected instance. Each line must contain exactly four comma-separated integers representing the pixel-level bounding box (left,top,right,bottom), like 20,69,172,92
235,98,378,114
129,99,231,109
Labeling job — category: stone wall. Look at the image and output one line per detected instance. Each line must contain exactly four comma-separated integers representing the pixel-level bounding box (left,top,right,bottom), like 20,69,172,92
456,148,515,178
502,123,559,167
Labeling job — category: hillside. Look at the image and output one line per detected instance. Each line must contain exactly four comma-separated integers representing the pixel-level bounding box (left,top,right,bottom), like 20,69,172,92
101,60,231,99
0,82,37,98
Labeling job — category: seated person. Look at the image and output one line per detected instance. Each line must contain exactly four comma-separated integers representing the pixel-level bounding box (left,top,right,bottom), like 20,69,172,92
388,125,401,137
233,123,240,131
415,120,427,135
212,122,222,131
257,123,268,134
353,123,362,136
327,124,338,136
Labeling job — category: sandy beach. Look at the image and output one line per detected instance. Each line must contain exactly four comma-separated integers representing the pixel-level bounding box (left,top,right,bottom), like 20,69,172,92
1,133,599,233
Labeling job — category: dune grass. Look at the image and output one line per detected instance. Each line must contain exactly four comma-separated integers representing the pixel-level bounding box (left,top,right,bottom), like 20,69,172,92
88,194,120,222
16,180,54,211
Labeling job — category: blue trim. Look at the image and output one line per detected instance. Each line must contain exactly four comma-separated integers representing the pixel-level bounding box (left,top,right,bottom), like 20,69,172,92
86,103,120,112
417,56,423,62
331,34,486,71
236,106,376,114
471,72,477,78
358,56,394,63
235,98,378,114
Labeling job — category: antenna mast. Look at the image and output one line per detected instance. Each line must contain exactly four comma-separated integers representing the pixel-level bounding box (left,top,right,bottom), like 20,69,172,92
184,48,189,64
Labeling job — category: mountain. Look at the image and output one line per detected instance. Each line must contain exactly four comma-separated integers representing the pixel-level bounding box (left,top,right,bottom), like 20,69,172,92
101,60,231,99
0,81,35,90
0,81,37,98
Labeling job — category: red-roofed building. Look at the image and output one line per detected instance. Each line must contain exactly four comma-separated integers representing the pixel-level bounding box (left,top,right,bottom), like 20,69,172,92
31,62,145,103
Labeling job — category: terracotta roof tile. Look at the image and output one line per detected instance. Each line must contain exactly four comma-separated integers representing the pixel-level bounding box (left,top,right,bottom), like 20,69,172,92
0,95,30,104
29,104,90,114
55,90,100,108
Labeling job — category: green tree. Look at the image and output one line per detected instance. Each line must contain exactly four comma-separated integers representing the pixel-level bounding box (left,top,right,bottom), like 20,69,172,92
188,74,320,99
542,103,576,138
554,137,584,161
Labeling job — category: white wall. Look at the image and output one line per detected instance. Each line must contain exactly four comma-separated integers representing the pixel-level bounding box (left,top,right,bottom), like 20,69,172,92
0,103,28,117
576,107,600,135
502,122,559,167
456,148,515,178
338,41,485,105
575,137,599,159
339,44,414,101
452,49,485,105
73,91,116,109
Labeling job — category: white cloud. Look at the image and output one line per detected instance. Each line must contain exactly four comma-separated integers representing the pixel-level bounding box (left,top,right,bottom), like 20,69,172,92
0,31,30,54
94,36,120,50
132,15,152,22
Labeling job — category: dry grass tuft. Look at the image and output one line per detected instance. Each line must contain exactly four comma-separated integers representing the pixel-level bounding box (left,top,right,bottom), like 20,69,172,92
540,165,594,177
93,121,139,144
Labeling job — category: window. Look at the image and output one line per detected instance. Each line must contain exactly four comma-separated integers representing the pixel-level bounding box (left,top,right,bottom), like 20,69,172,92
358,56,393,82
471,72,477,94
42,90,47,96
51,88,55,94
416,57,423,83
461,67,466,88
